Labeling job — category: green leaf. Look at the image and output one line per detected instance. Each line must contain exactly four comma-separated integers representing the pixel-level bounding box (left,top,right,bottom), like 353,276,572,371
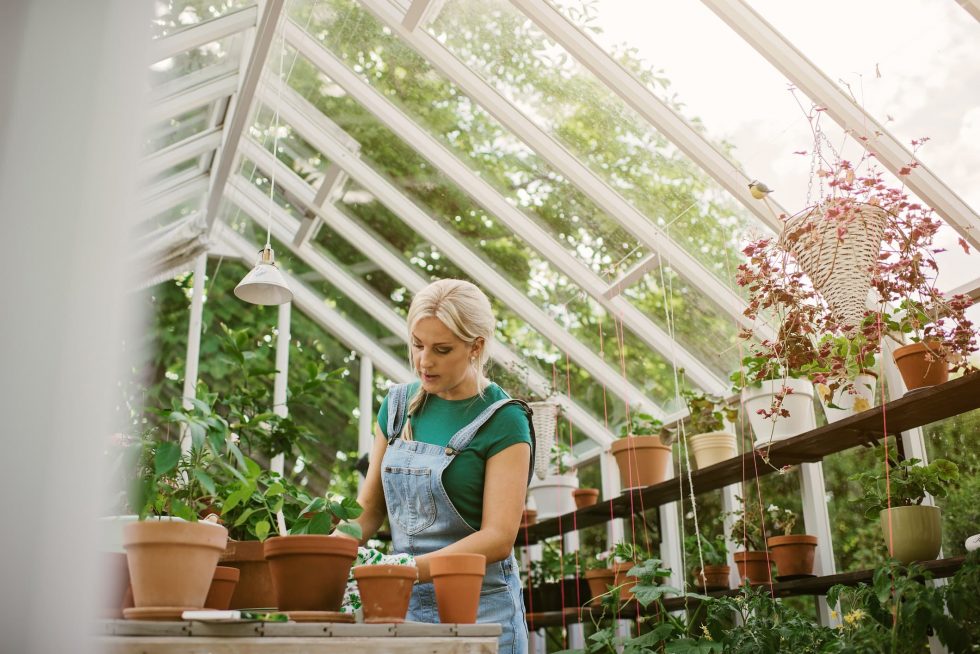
171,499,195,521
336,521,362,540
265,482,284,497
254,520,271,541
193,469,216,497
307,513,332,535
154,441,181,476
233,507,257,527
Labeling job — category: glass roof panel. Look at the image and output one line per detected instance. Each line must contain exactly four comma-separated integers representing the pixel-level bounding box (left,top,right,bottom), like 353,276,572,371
149,31,244,86
151,1,255,38
144,104,212,154
146,157,200,186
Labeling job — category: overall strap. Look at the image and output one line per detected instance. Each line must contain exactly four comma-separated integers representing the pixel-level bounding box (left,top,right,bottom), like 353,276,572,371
446,398,536,485
385,382,414,444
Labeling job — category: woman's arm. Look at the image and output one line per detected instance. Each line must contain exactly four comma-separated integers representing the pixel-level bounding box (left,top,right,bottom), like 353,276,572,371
351,426,389,545
414,442,530,583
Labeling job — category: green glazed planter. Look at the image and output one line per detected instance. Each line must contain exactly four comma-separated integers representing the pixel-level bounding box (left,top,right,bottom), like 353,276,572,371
879,505,942,564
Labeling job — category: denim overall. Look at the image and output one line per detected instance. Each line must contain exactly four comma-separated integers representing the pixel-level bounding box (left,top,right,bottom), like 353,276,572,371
382,383,533,654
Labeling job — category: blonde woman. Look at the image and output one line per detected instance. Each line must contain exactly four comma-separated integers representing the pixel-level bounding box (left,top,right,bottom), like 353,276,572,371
355,279,533,654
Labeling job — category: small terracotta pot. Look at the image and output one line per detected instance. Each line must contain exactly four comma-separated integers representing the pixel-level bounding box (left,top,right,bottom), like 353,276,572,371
612,562,636,602
692,565,730,591
610,436,672,489
520,509,537,529
353,564,416,623
584,568,615,605
572,488,600,509
733,551,771,585
205,566,241,610
689,432,737,469
880,505,942,564
429,553,486,624
123,520,228,611
893,341,949,390
220,539,277,609
766,535,818,577
263,535,358,611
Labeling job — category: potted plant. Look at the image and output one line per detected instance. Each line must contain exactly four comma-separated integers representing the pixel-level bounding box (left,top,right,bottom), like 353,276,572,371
527,439,579,519
685,533,730,591
678,374,739,469
725,497,772,586
262,490,362,612
811,333,878,423
763,505,818,578
851,444,959,563
609,413,672,490
123,396,231,619
572,487,600,509
584,542,643,605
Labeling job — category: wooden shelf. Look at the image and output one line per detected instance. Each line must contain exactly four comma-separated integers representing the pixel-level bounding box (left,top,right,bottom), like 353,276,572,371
518,374,980,545
525,556,966,627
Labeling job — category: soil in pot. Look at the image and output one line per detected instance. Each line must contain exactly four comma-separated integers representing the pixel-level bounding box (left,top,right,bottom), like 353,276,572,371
205,566,240,610
766,535,818,578
893,341,949,391
692,565,730,591
880,505,942,564
584,568,615,606
123,520,228,612
733,551,772,585
689,432,737,469
220,539,277,609
429,553,486,624
610,437,671,489
572,488,600,509
353,564,416,623
263,535,358,611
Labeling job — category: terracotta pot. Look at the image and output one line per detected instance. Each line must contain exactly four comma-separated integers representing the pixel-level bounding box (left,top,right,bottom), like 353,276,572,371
520,509,537,529
880,505,942,564
220,539,277,609
893,341,949,391
610,437,672,489
584,568,615,605
429,553,486,624
204,566,241,610
612,562,636,602
766,535,818,577
689,432,737,469
733,551,771,585
263,535,358,611
572,488,600,509
692,565,730,591
123,520,228,610
353,564,416,623
101,552,132,618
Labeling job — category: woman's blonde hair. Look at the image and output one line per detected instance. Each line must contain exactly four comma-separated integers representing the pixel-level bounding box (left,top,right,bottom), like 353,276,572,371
404,279,495,424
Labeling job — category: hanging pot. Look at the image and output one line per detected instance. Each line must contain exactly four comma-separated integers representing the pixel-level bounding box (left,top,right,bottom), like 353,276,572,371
263,535,357,611
572,488,600,509
219,539,277,609
689,432,737,469
880,505,942,564
205,566,241,610
733,551,772,585
610,436,672,490
527,474,578,520
893,341,949,391
352,564,416,623
781,200,888,332
766,535,818,578
818,374,877,423
528,401,560,480
429,553,486,624
742,378,816,448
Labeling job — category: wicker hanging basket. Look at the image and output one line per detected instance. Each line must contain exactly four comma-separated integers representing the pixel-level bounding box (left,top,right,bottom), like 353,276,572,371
527,401,560,480
780,200,888,332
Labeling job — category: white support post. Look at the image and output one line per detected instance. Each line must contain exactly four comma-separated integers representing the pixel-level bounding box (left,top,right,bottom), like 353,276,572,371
659,499,685,592
561,530,584,649
599,451,624,548
271,302,291,536
721,483,743,591
358,355,374,493
181,254,208,451
798,462,837,626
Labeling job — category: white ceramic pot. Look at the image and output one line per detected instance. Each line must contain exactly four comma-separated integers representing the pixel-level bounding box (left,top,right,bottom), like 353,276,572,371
527,474,579,520
818,374,877,423
742,378,816,448
689,432,737,469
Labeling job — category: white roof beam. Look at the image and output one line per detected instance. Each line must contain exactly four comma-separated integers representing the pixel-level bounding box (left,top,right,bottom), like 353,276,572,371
140,127,222,180
294,163,349,247
358,0,765,342
139,172,210,220
204,0,286,232
283,23,730,394
149,5,259,63
510,0,786,236
216,223,414,382
147,71,239,124
226,173,617,447
948,277,980,302
603,252,660,300
954,0,980,23
402,0,447,30
701,0,980,251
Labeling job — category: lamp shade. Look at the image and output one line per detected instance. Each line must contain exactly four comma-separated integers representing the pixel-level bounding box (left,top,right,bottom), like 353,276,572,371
235,246,293,306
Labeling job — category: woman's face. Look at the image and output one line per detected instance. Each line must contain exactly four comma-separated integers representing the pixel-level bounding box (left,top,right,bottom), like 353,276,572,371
411,316,481,400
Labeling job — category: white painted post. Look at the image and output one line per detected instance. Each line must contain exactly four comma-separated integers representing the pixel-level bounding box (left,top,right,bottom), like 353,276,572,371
358,355,374,493
798,461,837,625
272,301,291,536
721,483,743,590
181,253,208,410
562,530,584,650
599,451,624,547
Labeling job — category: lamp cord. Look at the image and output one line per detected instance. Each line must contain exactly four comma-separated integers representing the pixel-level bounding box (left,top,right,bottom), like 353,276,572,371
266,5,289,250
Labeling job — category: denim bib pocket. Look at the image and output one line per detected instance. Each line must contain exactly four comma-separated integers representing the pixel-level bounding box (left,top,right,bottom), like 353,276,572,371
382,465,437,535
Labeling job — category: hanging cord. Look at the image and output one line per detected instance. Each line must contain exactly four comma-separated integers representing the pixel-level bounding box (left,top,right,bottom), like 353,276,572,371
596,312,623,623
559,311,584,616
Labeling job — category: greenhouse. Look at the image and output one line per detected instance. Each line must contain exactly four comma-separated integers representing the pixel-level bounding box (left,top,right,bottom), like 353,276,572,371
1,0,979,652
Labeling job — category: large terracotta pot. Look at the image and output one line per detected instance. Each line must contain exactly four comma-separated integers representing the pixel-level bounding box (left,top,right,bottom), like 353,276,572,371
733,551,771,585
220,539,277,609
205,566,241,610
689,432,737,469
584,568,615,606
742,378,816,448
123,520,228,610
572,488,600,509
612,562,636,602
353,564,416,623
263,535,358,611
893,342,948,391
527,474,579,519
880,505,942,564
766,535,818,577
429,553,486,624
610,436,672,490
692,565,730,591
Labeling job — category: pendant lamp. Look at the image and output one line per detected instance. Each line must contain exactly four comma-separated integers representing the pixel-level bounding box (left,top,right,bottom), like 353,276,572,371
234,244,292,305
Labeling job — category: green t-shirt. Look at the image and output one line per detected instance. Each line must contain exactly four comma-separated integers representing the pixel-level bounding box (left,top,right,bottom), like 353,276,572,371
377,382,532,531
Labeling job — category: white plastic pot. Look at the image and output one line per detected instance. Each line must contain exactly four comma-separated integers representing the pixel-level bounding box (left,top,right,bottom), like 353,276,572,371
742,378,816,448
689,432,737,469
527,474,579,520
818,374,877,423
